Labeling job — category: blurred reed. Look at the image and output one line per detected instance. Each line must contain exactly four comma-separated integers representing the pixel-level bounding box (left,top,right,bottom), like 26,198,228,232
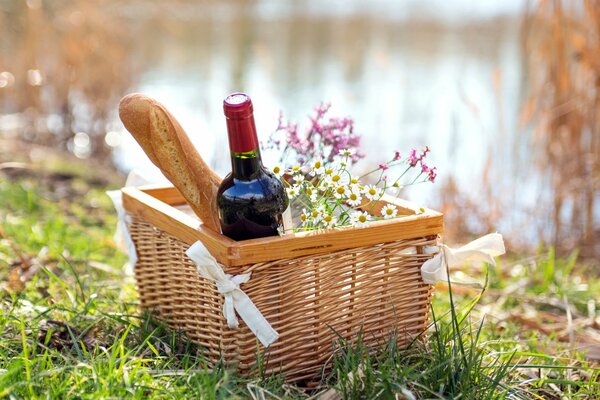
522,0,600,257
0,0,136,161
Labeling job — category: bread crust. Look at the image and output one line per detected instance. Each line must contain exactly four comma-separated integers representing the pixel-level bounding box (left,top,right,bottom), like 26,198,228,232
119,93,222,232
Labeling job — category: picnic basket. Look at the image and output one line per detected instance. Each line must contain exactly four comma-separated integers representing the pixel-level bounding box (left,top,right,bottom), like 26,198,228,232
122,185,444,382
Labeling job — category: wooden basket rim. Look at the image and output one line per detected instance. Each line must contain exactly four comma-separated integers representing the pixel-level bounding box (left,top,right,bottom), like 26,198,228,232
122,185,443,267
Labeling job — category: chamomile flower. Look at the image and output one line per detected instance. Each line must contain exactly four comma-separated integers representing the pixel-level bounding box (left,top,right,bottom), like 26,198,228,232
291,165,302,173
318,178,332,191
346,190,362,207
323,167,335,176
293,173,305,184
350,210,371,228
326,170,350,187
272,165,283,178
322,214,338,228
305,185,318,202
363,184,381,200
348,175,360,191
300,209,309,223
309,205,326,223
333,184,349,199
310,159,325,176
286,186,299,199
381,204,398,219
330,172,343,184
339,148,355,157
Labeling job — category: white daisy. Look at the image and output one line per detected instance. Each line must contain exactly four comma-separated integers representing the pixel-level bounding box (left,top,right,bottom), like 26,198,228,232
333,184,349,199
326,169,350,186
272,165,283,178
300,209,309,226
346,190,362,207
293,173,305,184
309,205,325,223
310,159,325,176
330,172,342,184
347,175,360,191
300,209,308,221
305,185,318,202
322,214,338,228
286,186,299,199
350,210,371,228
381,204,398,219
363,184,382,201
339,148,355,157
318,178,331,192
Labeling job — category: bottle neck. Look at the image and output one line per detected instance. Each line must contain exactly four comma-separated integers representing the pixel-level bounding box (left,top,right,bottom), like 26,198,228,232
231,149,262,179
226,113,262,179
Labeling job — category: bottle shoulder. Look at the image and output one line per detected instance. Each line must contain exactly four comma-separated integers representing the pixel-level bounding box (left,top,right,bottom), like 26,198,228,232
217,168,286,201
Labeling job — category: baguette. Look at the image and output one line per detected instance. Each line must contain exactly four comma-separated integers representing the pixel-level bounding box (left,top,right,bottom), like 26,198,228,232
119,93,222,232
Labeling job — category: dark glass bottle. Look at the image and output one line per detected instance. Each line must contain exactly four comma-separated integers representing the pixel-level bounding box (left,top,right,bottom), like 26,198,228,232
217,93,289,241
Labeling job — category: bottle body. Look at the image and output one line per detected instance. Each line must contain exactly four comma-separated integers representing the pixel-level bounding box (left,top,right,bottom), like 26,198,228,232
217,93,289,241
217,159,288,240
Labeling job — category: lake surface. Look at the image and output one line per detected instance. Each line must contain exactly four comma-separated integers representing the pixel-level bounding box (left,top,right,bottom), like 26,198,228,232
2,0,572,247
111,0,545,245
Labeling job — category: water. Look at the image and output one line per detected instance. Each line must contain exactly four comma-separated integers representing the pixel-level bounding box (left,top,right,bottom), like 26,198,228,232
111,0,537,243
1,0,554,246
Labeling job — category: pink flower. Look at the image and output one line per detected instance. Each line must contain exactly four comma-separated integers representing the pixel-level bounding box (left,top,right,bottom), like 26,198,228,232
269,102,366,166
421,162,429,173
408,149,419,167
428,167,437,183
408,146,430,167
379,163,389,171
394,151,401,161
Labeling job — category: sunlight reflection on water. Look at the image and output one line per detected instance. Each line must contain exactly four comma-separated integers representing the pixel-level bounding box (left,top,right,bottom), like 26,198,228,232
113,0,539,243
0,0,549,246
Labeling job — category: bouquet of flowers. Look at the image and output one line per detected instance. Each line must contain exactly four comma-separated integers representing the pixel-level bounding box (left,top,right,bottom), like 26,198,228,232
266,103,437,233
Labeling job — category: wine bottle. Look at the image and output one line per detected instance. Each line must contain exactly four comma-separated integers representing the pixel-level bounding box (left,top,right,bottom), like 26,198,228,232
217,93,290,241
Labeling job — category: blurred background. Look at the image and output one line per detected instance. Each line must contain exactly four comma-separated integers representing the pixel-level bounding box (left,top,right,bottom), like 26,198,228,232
0,0,598,258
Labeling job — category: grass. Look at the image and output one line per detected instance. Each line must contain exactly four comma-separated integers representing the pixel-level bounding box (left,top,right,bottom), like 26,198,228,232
0,154,599,399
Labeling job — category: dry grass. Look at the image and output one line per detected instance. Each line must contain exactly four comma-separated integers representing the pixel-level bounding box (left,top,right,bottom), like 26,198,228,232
522,0,600,258
0,0,135,158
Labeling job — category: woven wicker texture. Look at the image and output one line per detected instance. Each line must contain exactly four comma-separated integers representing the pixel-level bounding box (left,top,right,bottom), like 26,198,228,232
129,217,436,382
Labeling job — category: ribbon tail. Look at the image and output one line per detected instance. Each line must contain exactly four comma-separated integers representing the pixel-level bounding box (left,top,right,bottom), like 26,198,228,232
223,295,239,329
421,233,506,287
447,233,506,266
232,291,279,347
460,232,505,255
421,253,445,284
186,240,279,347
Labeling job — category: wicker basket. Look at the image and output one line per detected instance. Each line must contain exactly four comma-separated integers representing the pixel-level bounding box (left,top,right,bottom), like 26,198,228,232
122,185,443,382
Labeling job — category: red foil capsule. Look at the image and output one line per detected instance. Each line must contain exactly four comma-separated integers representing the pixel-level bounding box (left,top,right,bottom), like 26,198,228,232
223,93,259,153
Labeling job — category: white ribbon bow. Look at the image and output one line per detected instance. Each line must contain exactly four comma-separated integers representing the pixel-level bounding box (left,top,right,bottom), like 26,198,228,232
185,241,279,348
421,233,506,287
